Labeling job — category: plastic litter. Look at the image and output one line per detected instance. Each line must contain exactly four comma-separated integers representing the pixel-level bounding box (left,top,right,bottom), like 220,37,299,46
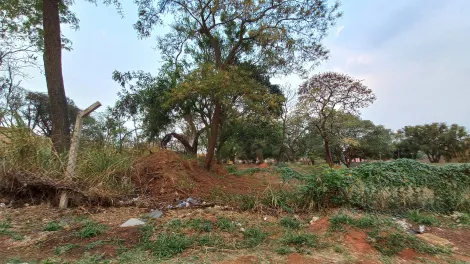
120,218,146,227
149,209,163,219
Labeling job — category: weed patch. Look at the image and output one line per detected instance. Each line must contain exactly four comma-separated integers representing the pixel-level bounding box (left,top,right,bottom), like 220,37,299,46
86,240,106,250
281,232,318,248
145,232,192,259
279,217,301,229
54,243,79,255
407,210,439,226
77,221,108,238
44,221,63,231
216,217,236,231
241,227,268,248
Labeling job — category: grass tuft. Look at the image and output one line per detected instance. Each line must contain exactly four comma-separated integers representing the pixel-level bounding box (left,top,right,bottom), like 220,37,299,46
241,227,268,248
279,217,301,229
407,210,439,226
77,221,108,238
44,221,63,232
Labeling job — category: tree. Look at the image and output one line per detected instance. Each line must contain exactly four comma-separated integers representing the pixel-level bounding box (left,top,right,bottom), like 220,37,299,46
133,0,342,169
297,72,376,166
21,91,91,137
399,123,468,163
3,0,120,152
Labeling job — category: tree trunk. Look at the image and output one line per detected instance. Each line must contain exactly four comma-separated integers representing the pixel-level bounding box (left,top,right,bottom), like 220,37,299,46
205,101,221,170
278,117,287,163
324,139,333,167
43,0,70,153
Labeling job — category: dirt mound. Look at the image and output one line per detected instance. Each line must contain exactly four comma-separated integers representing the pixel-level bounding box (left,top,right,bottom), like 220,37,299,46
133,150,274,205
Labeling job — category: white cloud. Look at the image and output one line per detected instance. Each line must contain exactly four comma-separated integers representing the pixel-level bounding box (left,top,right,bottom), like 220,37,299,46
335,25,345,37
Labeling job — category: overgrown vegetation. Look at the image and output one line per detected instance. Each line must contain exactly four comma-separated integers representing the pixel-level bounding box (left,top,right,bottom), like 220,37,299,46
77,221,108,239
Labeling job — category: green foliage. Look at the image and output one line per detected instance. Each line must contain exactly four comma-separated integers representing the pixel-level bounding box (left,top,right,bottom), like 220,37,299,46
291,159,470,213
279,217,301,229
74,253,107,264
144,232,192,259
281,233,318,247
77,221,108,239
238,194,256,211
216,217,236,232
396,123,469,162
275,246,294,255
329,214,378,231
44,221,63,232
186,218,213,232
0,219,23,240
197,233,224,247
86,240,106,250
369,232,449,256
54,243,79,255
241,227,268,248
407,211,439,226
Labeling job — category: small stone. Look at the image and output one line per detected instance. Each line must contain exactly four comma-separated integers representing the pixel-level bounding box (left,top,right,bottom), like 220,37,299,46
240,227,245,232
0,203,5,208
263,216,268,221
120,218,146,227
309,216,320,224
149,209,163,219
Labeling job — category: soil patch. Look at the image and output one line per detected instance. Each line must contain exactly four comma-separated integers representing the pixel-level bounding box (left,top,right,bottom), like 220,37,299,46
133,150,282,206
309,217,330,233
429,226,470,255
344,229,375,254
217,255,258,264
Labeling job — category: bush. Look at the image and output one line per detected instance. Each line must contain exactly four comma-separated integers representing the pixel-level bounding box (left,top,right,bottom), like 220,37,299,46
407,210,439,226
291,160,470,213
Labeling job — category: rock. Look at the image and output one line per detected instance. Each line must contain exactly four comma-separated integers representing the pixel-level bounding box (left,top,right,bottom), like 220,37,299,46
0,203,5,208
240,227,245,232
149,209,163,219
395,219,410,230
309,216,320,224
416,233,454,248
120,218,146,227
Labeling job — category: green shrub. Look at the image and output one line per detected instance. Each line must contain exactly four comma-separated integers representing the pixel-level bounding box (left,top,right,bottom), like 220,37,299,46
44,221,63,231
369,231,449,256
407,210,439,226
279,217,301,229
146,232,192,259
216,217,236,231
242,227,268,248
77,221,108,238
329,214,378,231
281,233,318,247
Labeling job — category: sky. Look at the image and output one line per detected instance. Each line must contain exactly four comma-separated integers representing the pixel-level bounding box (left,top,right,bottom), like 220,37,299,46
24,0,470,130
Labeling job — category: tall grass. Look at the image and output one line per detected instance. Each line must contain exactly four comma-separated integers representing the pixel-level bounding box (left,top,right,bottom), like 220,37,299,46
0,123,139,200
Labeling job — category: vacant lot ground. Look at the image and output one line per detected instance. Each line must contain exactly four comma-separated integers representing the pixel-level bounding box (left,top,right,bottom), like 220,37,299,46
1,203,470,263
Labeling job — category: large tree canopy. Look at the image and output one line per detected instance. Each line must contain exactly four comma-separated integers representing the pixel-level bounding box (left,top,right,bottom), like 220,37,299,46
133,0,342,169
297,72,376,166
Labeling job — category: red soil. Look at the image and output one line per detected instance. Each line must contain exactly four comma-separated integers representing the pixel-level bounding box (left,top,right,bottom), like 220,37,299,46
133,150,281,205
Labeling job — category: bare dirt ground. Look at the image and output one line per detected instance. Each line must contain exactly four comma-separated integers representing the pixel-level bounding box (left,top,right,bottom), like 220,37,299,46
1,204,469,263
